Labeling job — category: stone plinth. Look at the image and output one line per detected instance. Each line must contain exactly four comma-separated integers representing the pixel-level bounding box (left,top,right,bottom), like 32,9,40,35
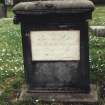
19,85,98,104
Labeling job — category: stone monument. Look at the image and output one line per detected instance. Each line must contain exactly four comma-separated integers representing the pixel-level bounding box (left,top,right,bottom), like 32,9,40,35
13,0,97,104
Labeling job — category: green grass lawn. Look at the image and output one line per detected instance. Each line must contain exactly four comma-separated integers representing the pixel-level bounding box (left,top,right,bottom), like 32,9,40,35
91,6,105,25
0,5,105,105
7,6,14,18
89,5,105,83
0,18,24,105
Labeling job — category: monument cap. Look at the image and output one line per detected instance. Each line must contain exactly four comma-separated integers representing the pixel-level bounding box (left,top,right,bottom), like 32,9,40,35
13,0,95,14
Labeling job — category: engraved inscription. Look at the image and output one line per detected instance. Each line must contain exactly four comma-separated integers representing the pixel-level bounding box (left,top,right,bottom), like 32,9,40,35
30,30,80,61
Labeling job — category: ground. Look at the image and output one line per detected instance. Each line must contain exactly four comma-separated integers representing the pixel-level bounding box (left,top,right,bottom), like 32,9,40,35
0,5,105,105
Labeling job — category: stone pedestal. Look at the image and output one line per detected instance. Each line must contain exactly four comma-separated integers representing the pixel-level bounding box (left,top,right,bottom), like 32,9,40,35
13,1,96,104
19,85,98,104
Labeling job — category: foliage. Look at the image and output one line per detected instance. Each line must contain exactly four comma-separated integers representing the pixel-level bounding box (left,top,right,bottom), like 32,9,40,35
89,32,105,83
89,5,105,83
0,18,24,104
0,18,23,82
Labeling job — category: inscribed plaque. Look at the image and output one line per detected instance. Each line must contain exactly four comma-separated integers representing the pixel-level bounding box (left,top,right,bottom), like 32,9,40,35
30,30,80,61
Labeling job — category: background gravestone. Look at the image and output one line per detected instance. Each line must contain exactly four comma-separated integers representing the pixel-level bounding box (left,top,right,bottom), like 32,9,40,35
0,4,5,18
0,0,7,18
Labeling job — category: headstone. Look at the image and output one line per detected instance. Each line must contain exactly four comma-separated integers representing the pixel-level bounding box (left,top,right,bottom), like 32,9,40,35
13,0,98,104
90,26,105,37
0,4,6,18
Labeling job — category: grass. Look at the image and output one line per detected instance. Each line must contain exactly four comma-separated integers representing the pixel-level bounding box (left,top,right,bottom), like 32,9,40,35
7,6,14,18
91,5,105,25
0,18,24,104
0,5,105,105
0,18,23,81
89,5,105,83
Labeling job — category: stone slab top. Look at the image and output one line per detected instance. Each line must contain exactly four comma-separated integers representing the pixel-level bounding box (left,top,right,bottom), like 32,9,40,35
13,0,95,14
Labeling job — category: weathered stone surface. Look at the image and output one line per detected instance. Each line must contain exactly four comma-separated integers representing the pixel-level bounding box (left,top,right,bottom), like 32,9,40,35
30,30,80,61
90,26,105,37
13,0,94,14
19,85,98,103
32,62,80,89
13,0,95,103
13,0,105,6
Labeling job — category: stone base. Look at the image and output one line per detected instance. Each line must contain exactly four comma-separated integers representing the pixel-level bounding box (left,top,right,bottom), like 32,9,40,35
19,85,98,104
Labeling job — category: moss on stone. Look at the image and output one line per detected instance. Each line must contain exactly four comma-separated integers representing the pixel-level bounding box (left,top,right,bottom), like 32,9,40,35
13,0,95,14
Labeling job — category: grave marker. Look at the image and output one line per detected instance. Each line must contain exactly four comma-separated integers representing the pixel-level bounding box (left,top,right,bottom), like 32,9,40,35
13,0,97,103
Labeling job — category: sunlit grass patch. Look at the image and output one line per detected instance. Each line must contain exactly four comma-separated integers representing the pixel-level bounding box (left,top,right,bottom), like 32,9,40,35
0,18,23,87
0,18,24,104
91,5,105,25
